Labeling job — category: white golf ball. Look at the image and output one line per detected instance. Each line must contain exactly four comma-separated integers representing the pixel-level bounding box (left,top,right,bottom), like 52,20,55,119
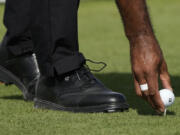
159,89,175,108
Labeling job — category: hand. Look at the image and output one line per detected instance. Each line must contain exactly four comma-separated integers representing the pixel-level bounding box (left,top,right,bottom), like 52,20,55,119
130,35,172,113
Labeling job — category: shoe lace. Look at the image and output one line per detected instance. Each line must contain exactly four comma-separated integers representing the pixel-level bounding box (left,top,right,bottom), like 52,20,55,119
85,59,107,72
76,59,107,82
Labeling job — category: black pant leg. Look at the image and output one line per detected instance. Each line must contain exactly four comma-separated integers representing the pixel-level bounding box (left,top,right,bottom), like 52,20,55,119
30,0,85,76
3,0,33,56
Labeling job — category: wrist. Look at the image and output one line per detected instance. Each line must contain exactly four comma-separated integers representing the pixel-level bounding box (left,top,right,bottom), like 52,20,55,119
128,34,159,48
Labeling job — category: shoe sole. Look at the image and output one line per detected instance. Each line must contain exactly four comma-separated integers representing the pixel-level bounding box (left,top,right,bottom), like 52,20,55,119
34,98,129,113
0,65,34,101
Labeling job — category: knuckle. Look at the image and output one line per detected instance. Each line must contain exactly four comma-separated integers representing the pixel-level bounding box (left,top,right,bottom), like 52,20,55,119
148,90,156,96
133,66,155,78
133,70,144,82
133,67,141,75
144,66,153,72
160,73,170,81
144,66,156,74
135,91,142,97
142,91,149,97
159,106,165,113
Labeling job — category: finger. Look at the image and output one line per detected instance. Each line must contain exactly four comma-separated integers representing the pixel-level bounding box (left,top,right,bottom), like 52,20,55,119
133,73,156,109
146,72,165,112
152,91,165,113
133,74,143,97
146,72,159,96
133,72,149,96
160,59,173,90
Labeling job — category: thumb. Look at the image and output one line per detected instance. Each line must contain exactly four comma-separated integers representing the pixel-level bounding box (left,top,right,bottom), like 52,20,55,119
160,59,172,90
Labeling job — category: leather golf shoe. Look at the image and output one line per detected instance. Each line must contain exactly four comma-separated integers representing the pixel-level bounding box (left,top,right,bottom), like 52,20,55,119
0,37,40,101
34,66,129,112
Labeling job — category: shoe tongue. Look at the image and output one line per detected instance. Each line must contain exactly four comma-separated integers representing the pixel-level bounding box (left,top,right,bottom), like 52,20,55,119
77,67,96,83
59,66,96,83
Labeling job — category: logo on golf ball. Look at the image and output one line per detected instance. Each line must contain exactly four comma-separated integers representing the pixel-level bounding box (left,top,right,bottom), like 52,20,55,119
169,98,172,102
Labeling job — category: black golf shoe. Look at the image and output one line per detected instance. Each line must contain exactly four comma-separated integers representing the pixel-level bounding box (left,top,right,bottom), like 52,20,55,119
0,38,40,101
34,66,129,113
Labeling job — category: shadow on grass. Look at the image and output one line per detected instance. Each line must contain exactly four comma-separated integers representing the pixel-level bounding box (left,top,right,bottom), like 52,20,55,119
0,95,23,100
0,72,178,115
95,73,179,116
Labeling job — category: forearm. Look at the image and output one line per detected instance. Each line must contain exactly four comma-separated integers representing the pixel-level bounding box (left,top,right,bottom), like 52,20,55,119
116,0,171,113
116,0,156,41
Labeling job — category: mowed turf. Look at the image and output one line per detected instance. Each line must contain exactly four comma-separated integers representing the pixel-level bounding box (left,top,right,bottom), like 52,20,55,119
0,0,180,135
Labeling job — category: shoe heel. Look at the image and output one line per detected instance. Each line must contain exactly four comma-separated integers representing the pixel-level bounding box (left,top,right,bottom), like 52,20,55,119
34,98,63,111
34,98,47,109
0,66,13,85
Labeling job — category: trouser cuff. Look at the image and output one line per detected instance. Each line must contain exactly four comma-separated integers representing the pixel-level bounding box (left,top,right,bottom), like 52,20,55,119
40,53,85,76
54,53,85,75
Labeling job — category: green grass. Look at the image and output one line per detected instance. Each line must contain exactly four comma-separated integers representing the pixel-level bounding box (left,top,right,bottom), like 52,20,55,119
0,0,180,135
